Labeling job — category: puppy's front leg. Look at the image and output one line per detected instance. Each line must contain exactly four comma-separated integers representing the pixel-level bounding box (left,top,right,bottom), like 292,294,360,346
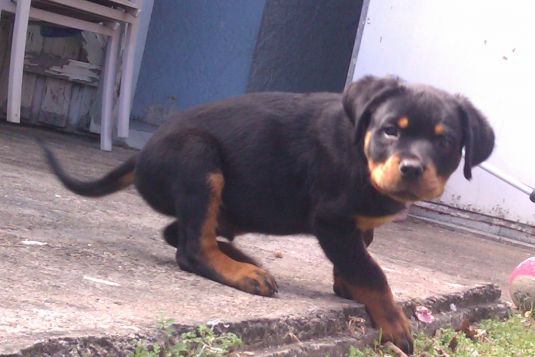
313,216,413,354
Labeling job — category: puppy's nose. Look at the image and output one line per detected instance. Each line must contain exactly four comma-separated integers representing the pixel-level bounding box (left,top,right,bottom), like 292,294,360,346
399,159,424,179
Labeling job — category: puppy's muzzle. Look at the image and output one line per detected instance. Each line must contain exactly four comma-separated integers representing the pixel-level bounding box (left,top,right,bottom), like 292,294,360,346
369,154,445,202
398,158,424,180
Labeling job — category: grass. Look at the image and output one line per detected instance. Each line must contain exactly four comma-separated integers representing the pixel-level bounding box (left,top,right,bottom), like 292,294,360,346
348,310,535,357
130,319,243,357
129,310,535,356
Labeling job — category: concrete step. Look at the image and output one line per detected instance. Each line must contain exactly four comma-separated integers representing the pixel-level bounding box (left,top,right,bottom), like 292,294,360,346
243,284,510,356
4,284,509,356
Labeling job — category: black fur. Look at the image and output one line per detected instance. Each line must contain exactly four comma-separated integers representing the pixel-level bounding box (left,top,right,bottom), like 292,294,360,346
455,95,495,180
343,75,405,144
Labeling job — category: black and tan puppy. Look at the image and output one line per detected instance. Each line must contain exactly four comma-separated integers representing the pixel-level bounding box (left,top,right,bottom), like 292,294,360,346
41,75,494,353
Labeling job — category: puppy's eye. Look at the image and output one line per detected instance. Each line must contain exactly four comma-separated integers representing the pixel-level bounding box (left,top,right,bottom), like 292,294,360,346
382,125,399,138
437,135,453,151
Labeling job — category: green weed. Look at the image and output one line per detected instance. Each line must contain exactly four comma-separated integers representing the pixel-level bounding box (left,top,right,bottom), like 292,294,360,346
348,311,535,356
130,322,243,357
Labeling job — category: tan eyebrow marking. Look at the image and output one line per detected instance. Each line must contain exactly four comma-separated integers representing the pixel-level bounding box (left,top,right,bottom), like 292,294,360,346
435,123,445,135
398,117,409,129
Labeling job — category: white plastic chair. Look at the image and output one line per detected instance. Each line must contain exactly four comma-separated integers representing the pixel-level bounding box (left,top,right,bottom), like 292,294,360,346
0,0,141,151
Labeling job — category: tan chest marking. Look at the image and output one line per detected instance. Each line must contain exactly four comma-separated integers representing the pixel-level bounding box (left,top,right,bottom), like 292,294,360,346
355,215,396,231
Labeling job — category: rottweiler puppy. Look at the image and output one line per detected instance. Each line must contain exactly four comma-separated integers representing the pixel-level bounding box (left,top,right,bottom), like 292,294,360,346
41,75,494,354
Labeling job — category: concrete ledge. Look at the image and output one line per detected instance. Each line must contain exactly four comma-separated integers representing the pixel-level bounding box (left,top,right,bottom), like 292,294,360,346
245,284,509,356
4,284,509,357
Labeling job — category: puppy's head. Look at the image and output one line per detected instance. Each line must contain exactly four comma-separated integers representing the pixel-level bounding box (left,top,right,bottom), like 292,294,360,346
343,75,494,202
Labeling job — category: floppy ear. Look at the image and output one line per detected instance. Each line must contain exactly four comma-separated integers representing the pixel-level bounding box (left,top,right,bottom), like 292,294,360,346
455,95,495,180
343,75,405,145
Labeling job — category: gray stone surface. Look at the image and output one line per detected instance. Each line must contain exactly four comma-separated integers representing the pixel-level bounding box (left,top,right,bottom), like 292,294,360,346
0,124,532,355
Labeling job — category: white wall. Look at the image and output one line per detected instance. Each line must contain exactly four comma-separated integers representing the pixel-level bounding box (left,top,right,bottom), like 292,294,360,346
352,0,535,225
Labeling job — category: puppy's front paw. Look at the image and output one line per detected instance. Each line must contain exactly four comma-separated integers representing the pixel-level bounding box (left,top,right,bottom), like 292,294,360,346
234,265,278,297
375,308,413,355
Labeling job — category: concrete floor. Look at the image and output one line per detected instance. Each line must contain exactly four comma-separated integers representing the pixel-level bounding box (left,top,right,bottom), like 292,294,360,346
0,123,532,354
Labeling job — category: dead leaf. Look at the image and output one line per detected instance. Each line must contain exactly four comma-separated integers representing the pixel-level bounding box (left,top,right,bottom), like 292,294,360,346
286,332,301,344
448,335,458,352
458,318,477,340
347,316,366,333
435,347,451,357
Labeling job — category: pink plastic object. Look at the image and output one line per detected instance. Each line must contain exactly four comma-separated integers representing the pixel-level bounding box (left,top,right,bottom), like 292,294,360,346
509,257,535,311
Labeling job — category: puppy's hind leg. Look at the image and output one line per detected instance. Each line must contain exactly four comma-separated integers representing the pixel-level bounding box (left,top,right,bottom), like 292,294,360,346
163,221,194,272
163,220,259,270
171,138,277,296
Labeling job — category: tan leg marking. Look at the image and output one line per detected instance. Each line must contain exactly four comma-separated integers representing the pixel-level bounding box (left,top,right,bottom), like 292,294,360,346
197,173,277,296
333,269,413,351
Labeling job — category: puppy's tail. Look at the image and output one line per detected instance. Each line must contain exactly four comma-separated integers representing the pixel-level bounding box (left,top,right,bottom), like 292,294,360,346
38,139,137,197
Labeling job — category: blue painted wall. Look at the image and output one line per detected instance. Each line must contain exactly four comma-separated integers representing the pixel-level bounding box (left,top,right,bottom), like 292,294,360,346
132,1,266,123
247,0,363,93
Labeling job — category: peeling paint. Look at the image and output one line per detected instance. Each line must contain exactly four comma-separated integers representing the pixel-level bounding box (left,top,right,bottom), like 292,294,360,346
45,61,99,83
24,53,101,87
81,32,105,65
45,61,100,86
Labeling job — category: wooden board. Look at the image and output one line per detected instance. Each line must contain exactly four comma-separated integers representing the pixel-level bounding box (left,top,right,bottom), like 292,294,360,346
26,23,45,52
38,77,72,127
30,77,46,120
67,84,97,130
20,73,37,121
42,31,80,58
